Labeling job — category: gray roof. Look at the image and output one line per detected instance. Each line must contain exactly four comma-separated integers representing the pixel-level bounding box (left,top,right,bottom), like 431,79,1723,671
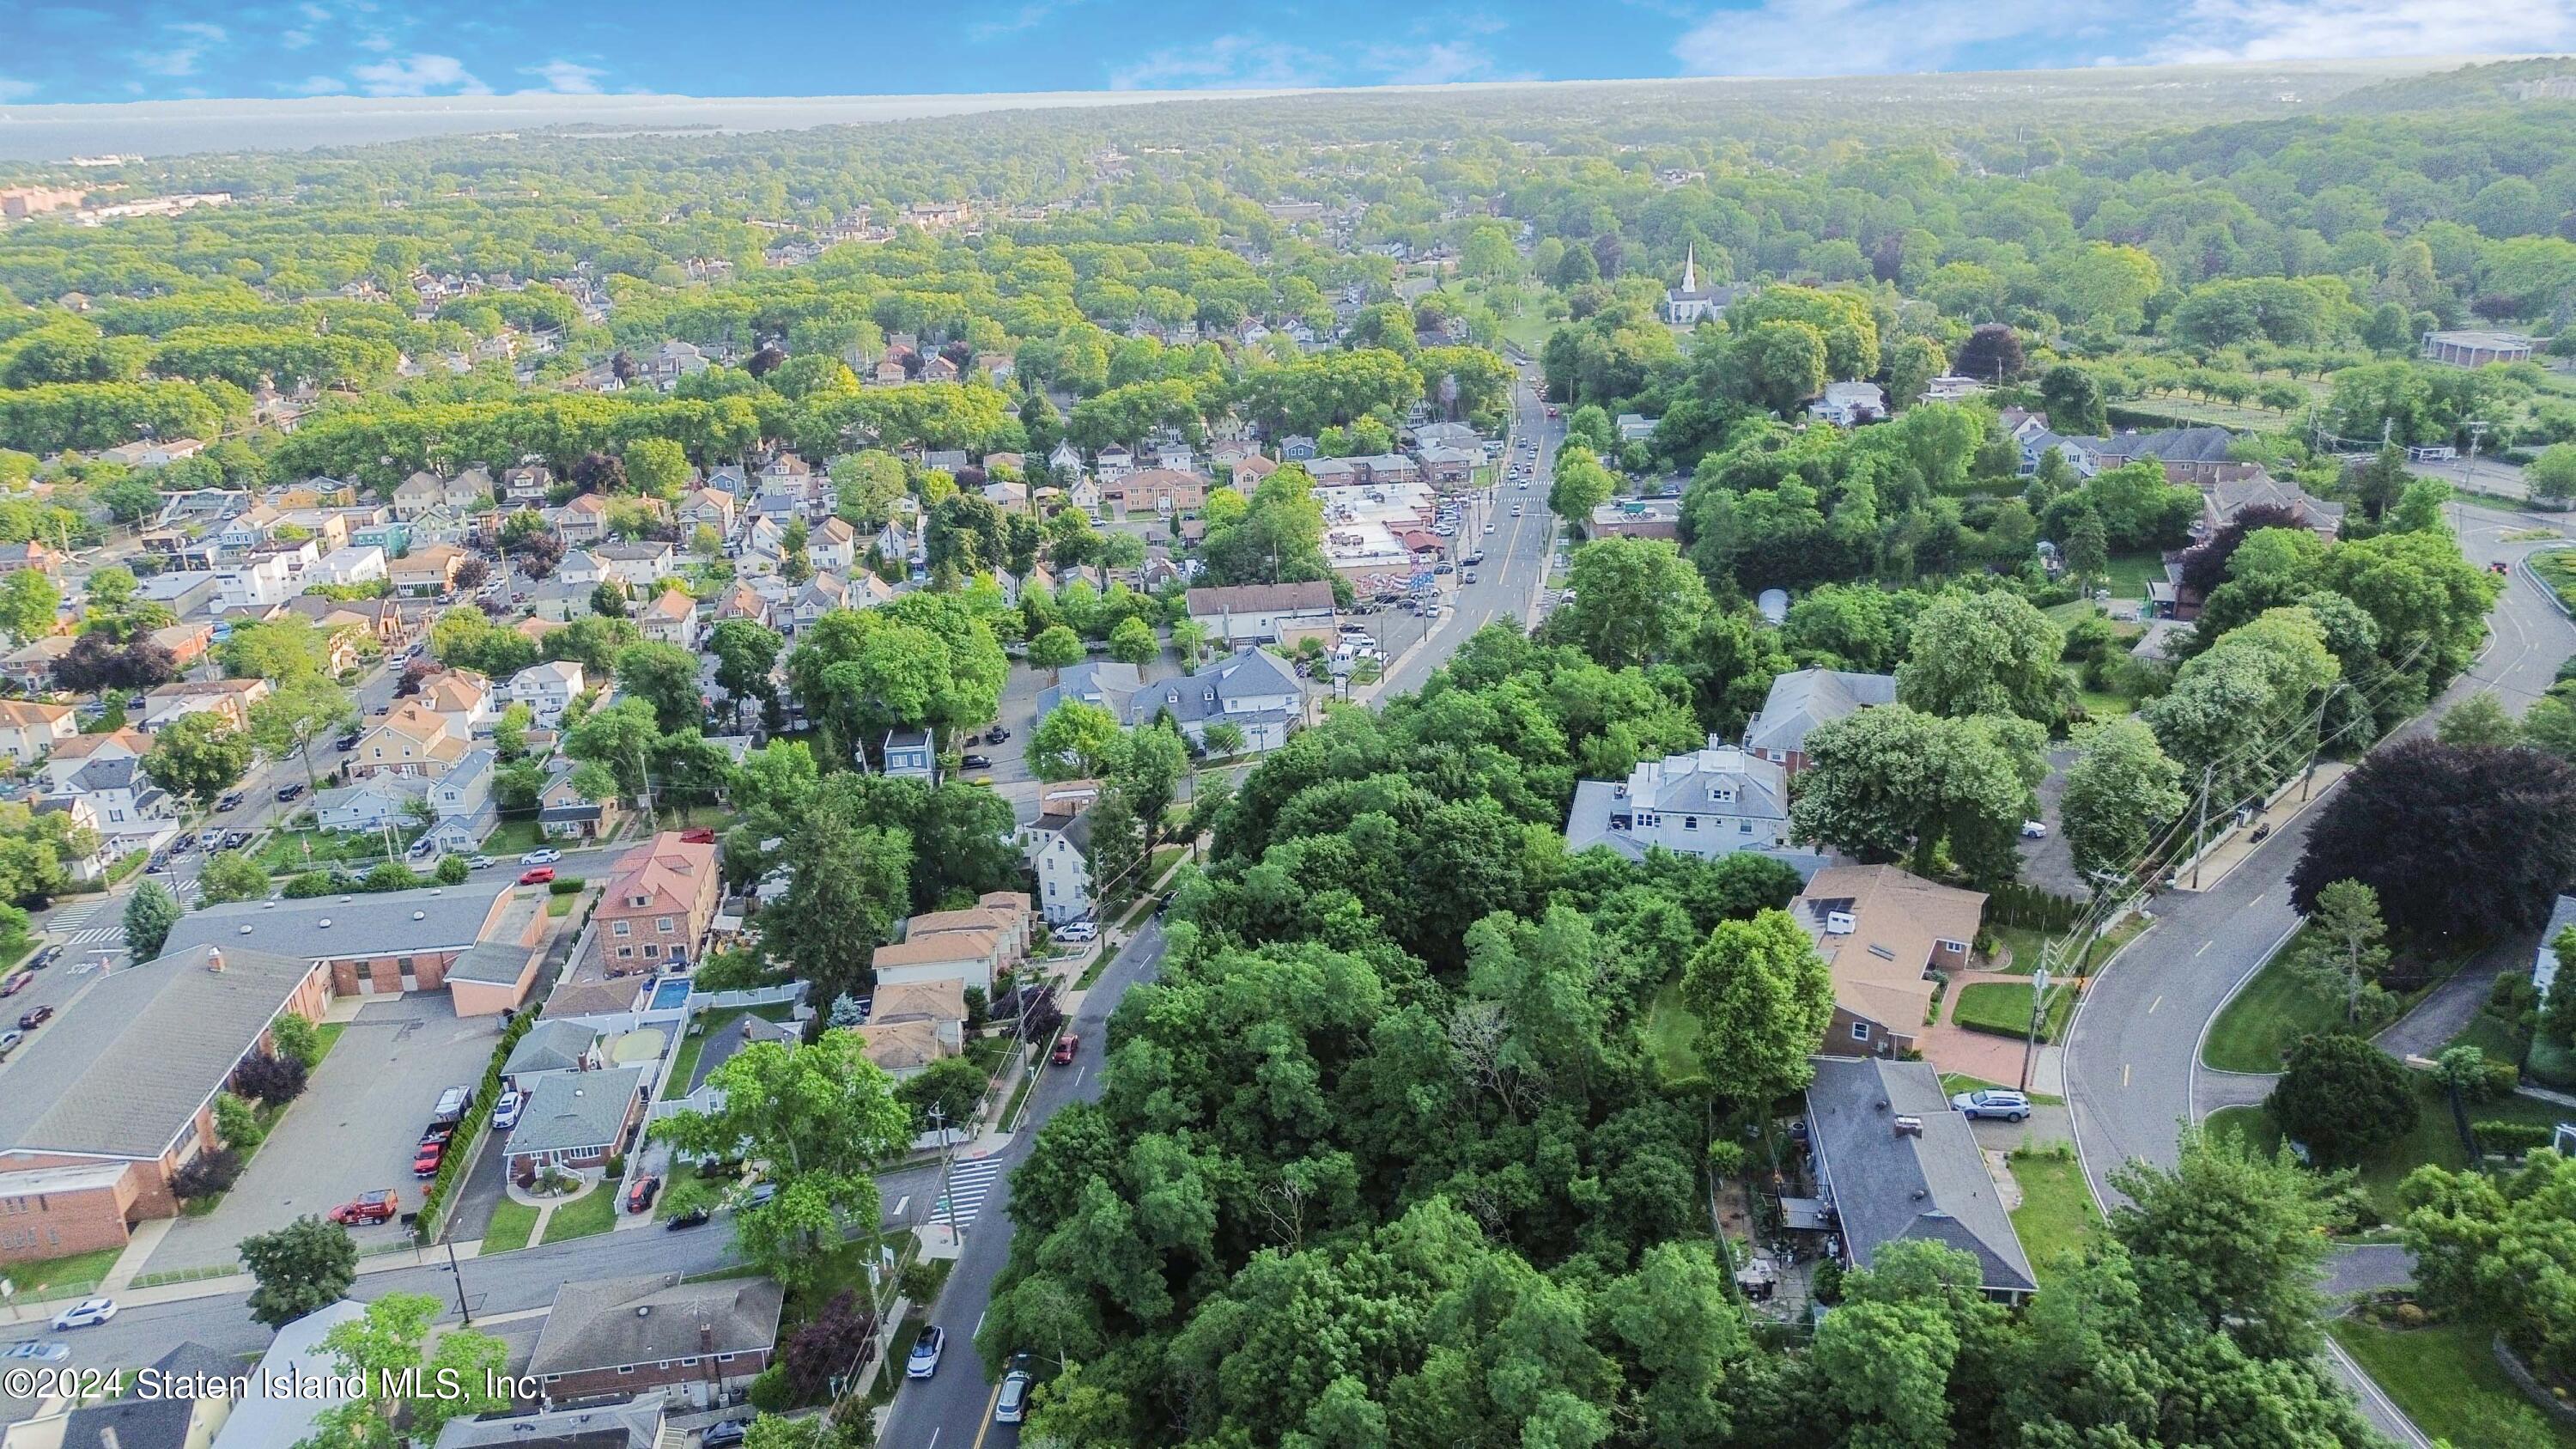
434,1397,664,1449
1625,741,1787,821
1745,668,1897,756
1036,660,1144,724
504,1019,598,1077
1124,649,1303,728
527,1273,784,1377
1562,778,1829,880
688,1011,800,1095
0,943,317,1160
64,754,149,793
1804,1056,2037,1294
164,880,510,963
52,1342,240,1449
507,1065,646,1154
2095,426,2237,466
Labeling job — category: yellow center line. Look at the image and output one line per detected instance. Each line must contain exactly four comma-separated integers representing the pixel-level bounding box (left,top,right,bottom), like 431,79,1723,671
969,1381,1005,1449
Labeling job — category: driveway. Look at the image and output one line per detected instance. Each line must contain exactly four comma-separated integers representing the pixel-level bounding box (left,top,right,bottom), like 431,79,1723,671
2014,746,2086,898
148,995,511,1272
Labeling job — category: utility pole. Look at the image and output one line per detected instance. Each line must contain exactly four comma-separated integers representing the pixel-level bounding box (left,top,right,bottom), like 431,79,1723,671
2189,762,2215,889
443,1239,472,1325
2019,965,2051,1093
2462,419,2488,533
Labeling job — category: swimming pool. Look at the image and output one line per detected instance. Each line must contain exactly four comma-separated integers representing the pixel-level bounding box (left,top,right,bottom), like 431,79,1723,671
647,977,692,1011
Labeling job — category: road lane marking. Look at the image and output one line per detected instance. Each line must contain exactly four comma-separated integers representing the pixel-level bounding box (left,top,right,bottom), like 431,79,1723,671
2250,892,2265,907
2122,1062,2130,1087
2194,941,2211,957
2148,995,2161,1014
970,1380,1006,1449
927,1431,941,1449
973,1309,986,1337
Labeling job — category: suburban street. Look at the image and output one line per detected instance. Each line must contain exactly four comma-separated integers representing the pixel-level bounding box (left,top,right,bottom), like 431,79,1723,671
2060,496,2576,1445
877,916,1169,1449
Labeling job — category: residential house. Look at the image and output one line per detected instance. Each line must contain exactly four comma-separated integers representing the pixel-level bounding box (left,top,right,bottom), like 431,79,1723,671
1413,421,1480,452
388,544,465,597
866,978,969,1054
40,752,175,848
313,775,428,835
0,941,333,1263
1229,453,1278,491
143,678,270,730
596,832,723,971
2090,426,2241,485
883,728,936,781
418,668,501,737
872,929,1005,995
349,699,470,780
41,729,152,793
431,1398,665,1449
538,759,619,841
555,549,606,588
1119,648,1307,753
423,747,499,853
857,1020,956,1080
1804,1056,2037,1301
2202,470,2345,543
1998,410,2099,479
1793,864,1986,1057
1066,474,1105,513
1562,737,1801,863
788,574,848,632
208,1301,368,1449
0,636,74,691
502,464,555,506
407,505,469,549
908,900,1032,964
214,551,295,609
525,1274,782,1409
1024,812,1094,924
1095,445,1135,483
1744,668,1898,775
639,588,699,648
1187,580,1337,646
1810,381,1886,427
1279,435,1319,462
502,1020,606,1091
713,582,775,630
504,1066,648,1176
647,339,710,387
597,541,677,591
1613,413,1656,444
311,545,387,587
1415,447,1478,485
0,701,76,766
554,491,611,545
678,486,738,539
810,515,858,573
0,1340,240,1449
1047,438,1084,483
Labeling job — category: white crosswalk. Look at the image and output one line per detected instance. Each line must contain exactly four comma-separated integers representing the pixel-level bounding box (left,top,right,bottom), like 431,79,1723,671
49,898,108,932
65,926,125,949
932,1156,1003,1228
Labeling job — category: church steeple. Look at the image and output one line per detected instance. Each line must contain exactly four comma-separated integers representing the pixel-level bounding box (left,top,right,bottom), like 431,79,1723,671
1682,243,1697,295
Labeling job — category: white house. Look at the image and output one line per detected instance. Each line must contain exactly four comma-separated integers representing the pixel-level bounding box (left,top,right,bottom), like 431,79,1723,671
810,516,858,574
1810,381,1886,428
311,545,387,587
1024,812,1095,924
0,701,76,766
1123,648,1307,753
313,776,427,834
214,552,295,609
1562,737,1799,863
507,661,586,727
1185,581,1336,646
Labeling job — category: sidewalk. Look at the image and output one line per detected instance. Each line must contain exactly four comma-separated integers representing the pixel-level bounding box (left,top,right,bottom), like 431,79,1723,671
2168,762,2350,893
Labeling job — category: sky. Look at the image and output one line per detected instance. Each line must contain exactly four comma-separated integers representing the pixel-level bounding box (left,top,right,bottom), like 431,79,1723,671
2,0,2574,107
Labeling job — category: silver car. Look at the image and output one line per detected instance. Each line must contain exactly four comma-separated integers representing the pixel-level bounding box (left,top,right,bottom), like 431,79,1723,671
995,1370,1031,1423
1949,1089,2031,1122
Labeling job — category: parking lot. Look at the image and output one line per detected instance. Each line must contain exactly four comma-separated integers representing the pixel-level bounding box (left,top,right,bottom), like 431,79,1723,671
147,995,509,1271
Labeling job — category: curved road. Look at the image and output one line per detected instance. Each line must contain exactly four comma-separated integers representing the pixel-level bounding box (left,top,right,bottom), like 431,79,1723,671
2062,496,2576,1443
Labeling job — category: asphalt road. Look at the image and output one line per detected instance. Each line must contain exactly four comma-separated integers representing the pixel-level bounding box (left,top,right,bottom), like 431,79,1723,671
2060,497,2576,1446
876,916,1169,1449
1376,373,1560,700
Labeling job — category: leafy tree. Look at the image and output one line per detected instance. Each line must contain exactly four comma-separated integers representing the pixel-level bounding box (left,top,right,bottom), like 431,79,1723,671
2059,717,2188,881
240,1215,357,1328
1791,704,2044,880
1896,589,2068,723
591,581,629,618
143,711,254,807
434,853,471,885
2436,690,2518,746
1084,786,1148,909
762,776,913,1003
1680,909,1836,1108
2401,1149,2576,1382
197,849,271,904
2110,1124,2339,1359
623,435,692,498
247,678,358,802
2038,363,2107,434
708,618,785,728
2530,442,2576,505
221,616,336,685
1953,323,2025,382
2292,739,2576,948
2289,879,2392,1023
897,1053,988,1133
268,1011,321,1069
1028,623,1085,679
1546,442,1616,532
542,612,642,674
614,640,703,734
1107,615,1157,666
1546,537,1710,668
213,1091,265,1154
123,879,181,958
0,568,59,647
2269,1032,2418,1165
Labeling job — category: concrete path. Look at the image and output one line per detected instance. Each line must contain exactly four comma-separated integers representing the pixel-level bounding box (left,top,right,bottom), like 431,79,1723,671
2377,935,2519,1062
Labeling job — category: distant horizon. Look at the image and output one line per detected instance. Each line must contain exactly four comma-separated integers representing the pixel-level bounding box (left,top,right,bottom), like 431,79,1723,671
0,53,2516,164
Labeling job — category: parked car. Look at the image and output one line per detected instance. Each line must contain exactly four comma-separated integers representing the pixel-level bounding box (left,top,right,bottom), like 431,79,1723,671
985,727,1011,744
216,792,245,813
0,973,26,997
0,1342,70,1362
627,1175,661,1213
1460,551,1485,566
275,782,305,802
419,1121,457,1147
492,1089,524,1129
25,946,55,971
961,753,992,770
2019,820,2048,839
328,1190,400,1225
411,1140,445,1178
666,1205,711,1230
700,1421,750,1449
519,849,562,866
1949,1089,2032,1122
519,866,556,886
334,732,362,751
467,855,496,870
220,831,251,849
51,1299,116,1331
1055,921,1097,943
908,1325,946,1379
0,1028,21,1055
18,1005,54,1032
995,1370,1032,1424
1053,1032,1080,1065
1433,562,1454,575
431,1085,473,1123
741,1181,778,1210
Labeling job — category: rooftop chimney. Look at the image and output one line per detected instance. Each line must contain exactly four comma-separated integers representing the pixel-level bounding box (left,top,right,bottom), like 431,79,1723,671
1893,1115,1924,1138
204,947,224,973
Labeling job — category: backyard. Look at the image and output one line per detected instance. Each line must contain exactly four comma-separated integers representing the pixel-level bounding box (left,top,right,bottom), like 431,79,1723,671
1644,978,1705,1088
2006,1145,2100,1288
257,825,417,875
665,1002,800,1093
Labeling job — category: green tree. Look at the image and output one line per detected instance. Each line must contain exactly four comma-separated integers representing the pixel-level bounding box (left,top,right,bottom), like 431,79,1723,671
1790,705,2044,880
221,617,335,685
1114,721,1188,847
2064,506,2110,588
623,435,692,498
2530,443,2576,505
1028,623,1085,680
240,1215,357,1329
1546,537,1710,668
897,1053,988,1132
614,640,704,734
708,618,785,728
246,678,358,803
213,1091,265,1153
1896,589,2067,723
1107,615,1158,666
1679,908,1836,1108
435,853,471,885
2110,1124,2340,1359
2269,1032,2417,1165
1084,787,1148,909
123,878,181,958
762,776,913,1004
197,849,270,904
143,711,254,807
2290,879,2392,1023
1030,700,1124,782
2059,717,2187,880
2436,690,2519,747
1546,442,1615,533
591,581,628,618
0,568,59,647
2038,363,2109,435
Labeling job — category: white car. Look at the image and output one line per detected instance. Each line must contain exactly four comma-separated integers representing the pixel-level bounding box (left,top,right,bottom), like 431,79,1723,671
492,1089,526,1129
519,849,562,866
995,1370,1032,1424
1055,922,1098,943
2019,820,2048,839
52,1298,116,1330
468,855,496,869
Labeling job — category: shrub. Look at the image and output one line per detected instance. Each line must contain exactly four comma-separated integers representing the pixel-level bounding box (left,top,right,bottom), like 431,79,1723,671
784,1290,875,1400
173,1148,242,1200
282,869,339,898
269,1013,322,1069
1810,1259,1844,1304
233,1052,308,1105
2269,1032,2418,1166
2392,1301,2428,1328
549,876,583,896
2476,1121,2558,1158
2483,1060,2524,1101
745,1364,793,1415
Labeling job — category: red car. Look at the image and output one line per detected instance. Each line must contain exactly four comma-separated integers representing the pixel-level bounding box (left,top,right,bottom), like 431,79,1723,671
329,1190,399,1225
678,827,717,844
626,1175,661,1213
518,866,556,886
1052,1032,1080,1066
411,1140,445,1178
0,973,27,998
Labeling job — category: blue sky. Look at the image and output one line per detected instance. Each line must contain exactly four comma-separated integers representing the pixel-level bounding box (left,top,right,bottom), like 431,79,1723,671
3,0,2573,106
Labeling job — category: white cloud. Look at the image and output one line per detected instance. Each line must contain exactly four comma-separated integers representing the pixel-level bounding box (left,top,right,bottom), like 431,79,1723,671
1675,0,2077,76
2149,0,2576,63
1110,33,1325,90
1370,40,1523,85
972,1,1077,40
525,59,606,94
131,18,231,78
281,27,313,49
349,52,491,96
299,2,331,20
283,74,349,94
0,76,37,101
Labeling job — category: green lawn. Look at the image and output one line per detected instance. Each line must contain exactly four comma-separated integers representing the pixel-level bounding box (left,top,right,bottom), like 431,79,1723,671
2330,1318,2576,1449
538,1184,617,1244
547,894,575,917
4,1245,123,1299
2099,551,2167,601
2008,1148,2102,1287
665,1003,798,1093
2205,1075,2571,1222
1985,918,2142,978
480,819,549,857
258,826,412,875
2201,947,2347,1074
2532,550,2576,612
1643,978,1706,1088
1940,1072,2065,1106
479,1197,540,1254
1953,980,2076,1042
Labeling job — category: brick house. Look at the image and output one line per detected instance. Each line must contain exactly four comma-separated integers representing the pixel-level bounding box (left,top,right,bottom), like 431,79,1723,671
596,833,723,971
526,1274,784,1409
504,1066,648,1177
161,879,549,1016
